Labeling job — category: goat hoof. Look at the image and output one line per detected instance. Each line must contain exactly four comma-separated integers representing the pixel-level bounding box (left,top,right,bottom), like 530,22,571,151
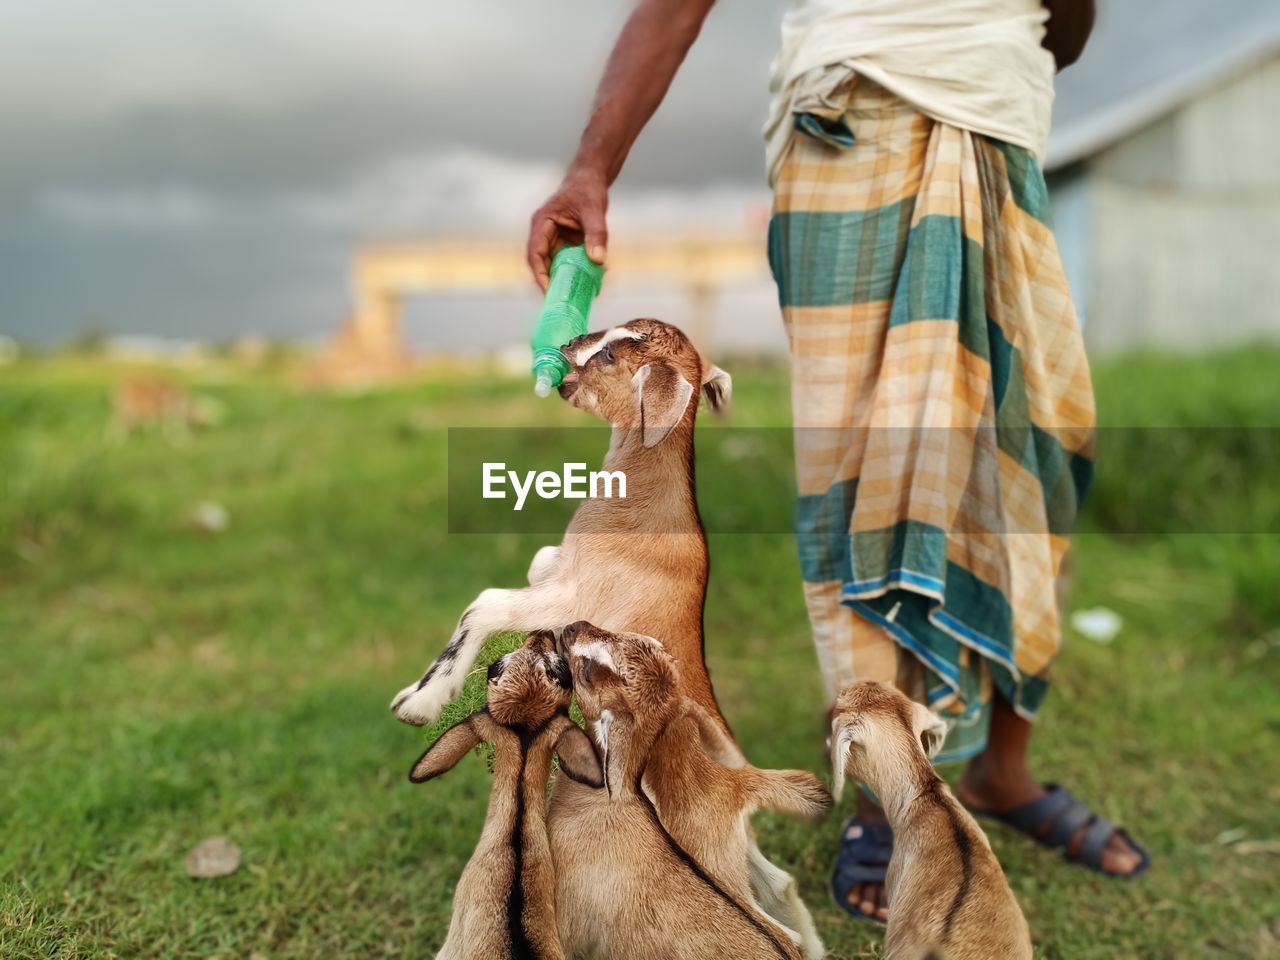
390,677,459,726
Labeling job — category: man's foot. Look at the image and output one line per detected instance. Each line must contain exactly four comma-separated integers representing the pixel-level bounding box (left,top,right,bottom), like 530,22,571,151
834,793,891,922
956,757,1147,876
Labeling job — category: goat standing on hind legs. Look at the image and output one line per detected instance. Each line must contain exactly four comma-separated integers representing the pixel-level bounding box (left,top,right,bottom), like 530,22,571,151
390,319,731,741
409,631,602,960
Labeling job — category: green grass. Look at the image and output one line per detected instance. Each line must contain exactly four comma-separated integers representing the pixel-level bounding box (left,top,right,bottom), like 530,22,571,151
2,347,1278,959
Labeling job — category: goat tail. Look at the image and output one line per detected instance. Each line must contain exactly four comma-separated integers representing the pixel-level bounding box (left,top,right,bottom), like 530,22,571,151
750,768,834,821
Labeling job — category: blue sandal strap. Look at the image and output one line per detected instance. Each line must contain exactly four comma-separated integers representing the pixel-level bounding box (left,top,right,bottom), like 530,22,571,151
1078,815,1117,868
835,820,892,872
986,783,1074,836
834,860,889,886
1042,793,1095,850
1073,817,1152,877
830,819,893,923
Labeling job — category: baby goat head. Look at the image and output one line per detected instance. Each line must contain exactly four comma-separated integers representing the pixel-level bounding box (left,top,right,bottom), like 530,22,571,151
558,619,680,795
557,318,731,447
409,629,597,786
828,680,949,804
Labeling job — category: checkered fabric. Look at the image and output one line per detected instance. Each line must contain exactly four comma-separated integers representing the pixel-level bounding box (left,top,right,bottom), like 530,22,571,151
769,74,1095,762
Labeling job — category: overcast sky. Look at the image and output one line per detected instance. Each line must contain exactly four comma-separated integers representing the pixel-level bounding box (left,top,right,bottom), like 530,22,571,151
1,0,1273,349
0,1,788,348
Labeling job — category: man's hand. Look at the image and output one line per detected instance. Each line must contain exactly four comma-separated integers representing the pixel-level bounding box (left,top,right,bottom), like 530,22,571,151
527,165,609,292
523,0,715,290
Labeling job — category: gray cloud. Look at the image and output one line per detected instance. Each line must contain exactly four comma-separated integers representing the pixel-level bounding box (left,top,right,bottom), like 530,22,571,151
0,1,781,201
0,1,786,344
36,184,224,231
5,0,1271,346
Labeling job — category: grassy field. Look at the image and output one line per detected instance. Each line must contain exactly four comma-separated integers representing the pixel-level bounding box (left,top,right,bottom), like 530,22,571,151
2,346,1278,959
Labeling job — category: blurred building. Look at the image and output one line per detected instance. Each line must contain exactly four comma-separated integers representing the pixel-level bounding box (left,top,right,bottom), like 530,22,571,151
313,235,770,384
1047,11,1280,353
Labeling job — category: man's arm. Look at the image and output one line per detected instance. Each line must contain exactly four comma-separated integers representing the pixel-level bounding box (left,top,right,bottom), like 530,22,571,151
527,0,716,289
1042,0,1095,71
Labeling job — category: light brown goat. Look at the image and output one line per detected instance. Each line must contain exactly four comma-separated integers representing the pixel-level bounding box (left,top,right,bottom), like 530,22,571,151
831,681,1033,960
560,621,832,954
390,318,731,738
549,622,810,960
409,631,602,960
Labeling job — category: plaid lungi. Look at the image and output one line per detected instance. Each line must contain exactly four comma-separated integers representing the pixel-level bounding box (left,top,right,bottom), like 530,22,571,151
768,73,1095,762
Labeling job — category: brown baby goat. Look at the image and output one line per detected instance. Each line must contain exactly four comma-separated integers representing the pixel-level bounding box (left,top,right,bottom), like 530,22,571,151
409,631,602,960
830,681,1033,960
550,621,831,960
390,318,732,743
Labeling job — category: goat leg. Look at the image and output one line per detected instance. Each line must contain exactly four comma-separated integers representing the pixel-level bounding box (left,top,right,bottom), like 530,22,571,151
746,768,832,821
390,585,571,725
746,840,826,960
526,545,562,585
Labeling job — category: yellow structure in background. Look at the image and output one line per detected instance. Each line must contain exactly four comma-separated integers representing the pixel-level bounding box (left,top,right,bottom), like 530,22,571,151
310,235,769,385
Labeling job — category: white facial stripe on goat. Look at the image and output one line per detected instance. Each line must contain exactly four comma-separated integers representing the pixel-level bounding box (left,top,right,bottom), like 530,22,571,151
575,327,642,366
595,709,613,797
571,640,618,673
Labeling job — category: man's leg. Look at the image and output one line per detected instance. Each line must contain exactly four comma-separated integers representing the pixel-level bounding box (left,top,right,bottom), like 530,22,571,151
956,693,1144,875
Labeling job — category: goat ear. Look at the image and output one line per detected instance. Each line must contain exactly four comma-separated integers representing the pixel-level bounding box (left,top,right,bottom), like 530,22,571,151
633,362,695,448
700,363,732,414
829,718,862,804
687,702,745,768
409,715,484,783
554,723,605,789
910,701,949,760
576,654,621,692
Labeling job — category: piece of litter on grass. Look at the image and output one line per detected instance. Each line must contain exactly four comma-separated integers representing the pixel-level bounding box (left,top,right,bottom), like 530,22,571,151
1234,840,1280,856
1070,607,1123,643
191,501,230,534
184,836,242,878
1215,826,1248,846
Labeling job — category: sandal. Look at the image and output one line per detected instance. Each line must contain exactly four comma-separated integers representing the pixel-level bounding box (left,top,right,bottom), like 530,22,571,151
967,782,1150,877
830,818,893,922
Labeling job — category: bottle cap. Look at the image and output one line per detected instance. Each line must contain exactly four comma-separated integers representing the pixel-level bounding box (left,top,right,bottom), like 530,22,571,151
534,368,555,398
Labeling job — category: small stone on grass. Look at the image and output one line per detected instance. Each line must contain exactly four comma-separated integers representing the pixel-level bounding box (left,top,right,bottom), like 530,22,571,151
185,836,242,878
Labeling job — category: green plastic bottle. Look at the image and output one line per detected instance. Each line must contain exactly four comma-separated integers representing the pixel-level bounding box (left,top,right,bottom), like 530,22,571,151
531,245,605,396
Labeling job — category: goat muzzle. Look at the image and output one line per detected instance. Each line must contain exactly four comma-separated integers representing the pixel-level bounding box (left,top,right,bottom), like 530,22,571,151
557,371,580,399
